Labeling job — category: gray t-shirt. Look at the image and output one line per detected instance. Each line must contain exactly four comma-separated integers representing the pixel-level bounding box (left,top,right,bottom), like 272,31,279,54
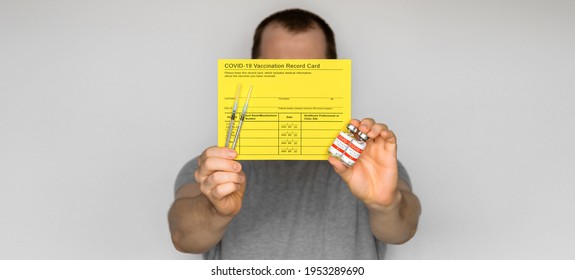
175,159,411,259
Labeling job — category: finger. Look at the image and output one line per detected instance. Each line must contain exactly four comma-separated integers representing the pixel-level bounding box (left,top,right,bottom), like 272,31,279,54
348,118,361,128
328,156,352,181
196,146,237,181
372,129,397,150
381,129,397,145
195,157,242,183
358,118,376,133
205,171,245,188
200,171,244,197
210,182,241,201
366,123,389,139
199,146,237,164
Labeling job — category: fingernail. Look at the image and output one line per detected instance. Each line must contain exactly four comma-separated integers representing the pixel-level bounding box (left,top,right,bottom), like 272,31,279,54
228,150,237,158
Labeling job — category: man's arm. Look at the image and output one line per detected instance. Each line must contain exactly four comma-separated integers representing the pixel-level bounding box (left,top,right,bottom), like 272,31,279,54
168,147,246,253
328,118,421,244
168,183,231,253
365,179,421,244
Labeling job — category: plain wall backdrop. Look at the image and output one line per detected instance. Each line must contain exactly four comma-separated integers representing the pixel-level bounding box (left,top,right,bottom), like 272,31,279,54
1,0,574,259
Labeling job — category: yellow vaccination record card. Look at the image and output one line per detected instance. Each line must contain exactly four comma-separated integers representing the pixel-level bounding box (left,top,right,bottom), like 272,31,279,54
218,59,351,160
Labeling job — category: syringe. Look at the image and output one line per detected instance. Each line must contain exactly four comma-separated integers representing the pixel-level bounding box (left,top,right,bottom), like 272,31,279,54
225,84,241,148
232,85,253,150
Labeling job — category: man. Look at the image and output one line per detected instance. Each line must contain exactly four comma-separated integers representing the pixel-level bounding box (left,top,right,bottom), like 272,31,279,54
169,8,421,259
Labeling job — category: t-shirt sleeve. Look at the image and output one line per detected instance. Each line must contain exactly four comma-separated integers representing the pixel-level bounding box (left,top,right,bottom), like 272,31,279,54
397,160,413,189
174,156,200,196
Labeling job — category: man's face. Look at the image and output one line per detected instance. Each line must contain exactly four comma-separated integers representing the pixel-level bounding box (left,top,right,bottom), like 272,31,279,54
258,23,328,59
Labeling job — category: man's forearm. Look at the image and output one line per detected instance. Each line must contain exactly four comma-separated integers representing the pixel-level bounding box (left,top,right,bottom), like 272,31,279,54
367,181,421,244
168,194,232,253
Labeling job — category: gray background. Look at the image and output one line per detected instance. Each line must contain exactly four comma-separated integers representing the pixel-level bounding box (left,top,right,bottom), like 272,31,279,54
1,0,574,259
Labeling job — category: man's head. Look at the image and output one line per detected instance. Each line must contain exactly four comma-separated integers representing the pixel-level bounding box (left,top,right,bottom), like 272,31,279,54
251,9,337,59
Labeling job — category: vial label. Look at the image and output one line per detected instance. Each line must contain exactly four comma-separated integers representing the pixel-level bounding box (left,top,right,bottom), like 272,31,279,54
341,139,366,167
328,132,353,158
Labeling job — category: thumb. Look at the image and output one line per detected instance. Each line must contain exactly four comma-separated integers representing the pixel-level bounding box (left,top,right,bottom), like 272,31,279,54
328,156,352,181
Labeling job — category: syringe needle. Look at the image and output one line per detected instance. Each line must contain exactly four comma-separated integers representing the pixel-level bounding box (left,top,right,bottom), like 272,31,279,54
225,84,241,148
232,85,253,150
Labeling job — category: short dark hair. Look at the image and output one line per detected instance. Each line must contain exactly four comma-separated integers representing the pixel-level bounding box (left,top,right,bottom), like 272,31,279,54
251,8,337,59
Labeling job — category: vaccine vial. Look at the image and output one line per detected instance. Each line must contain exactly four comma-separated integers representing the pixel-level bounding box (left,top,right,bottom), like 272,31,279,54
340,131,369,167
328,124,358,158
